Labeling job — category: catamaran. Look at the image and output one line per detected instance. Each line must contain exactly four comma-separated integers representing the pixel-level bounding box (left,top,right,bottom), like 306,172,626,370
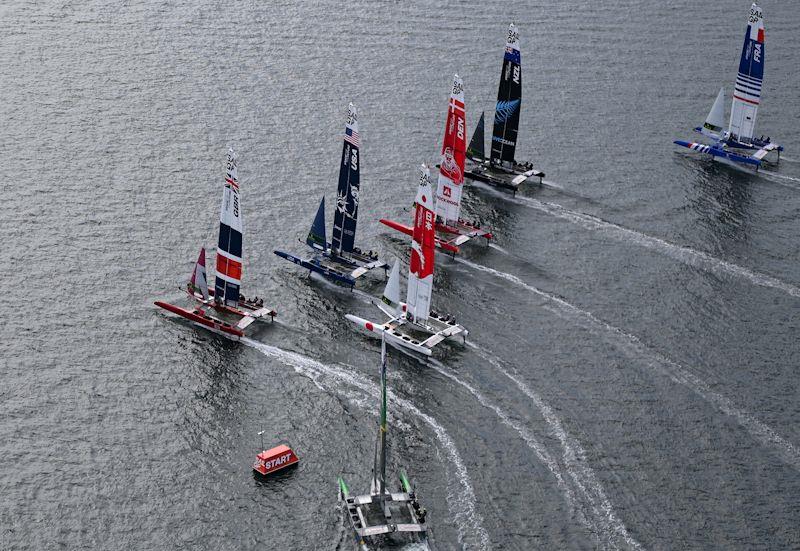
155,149,276,341
274,103,388,287
675,3,783,169
338,335,429,550
465,23,545,193
382,74,493,256
347,165,468,357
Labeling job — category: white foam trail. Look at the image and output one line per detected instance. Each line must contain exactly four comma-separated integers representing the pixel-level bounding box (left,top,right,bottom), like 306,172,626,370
778,156,800,163
758,171,800,190
455,258,800,472
542,179,565,190
464,342,641,550
480,183,800,298
487,243,509,255
241,338,491,549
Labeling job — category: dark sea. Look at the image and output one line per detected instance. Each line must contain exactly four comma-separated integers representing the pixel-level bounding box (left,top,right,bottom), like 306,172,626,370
2,1,799,549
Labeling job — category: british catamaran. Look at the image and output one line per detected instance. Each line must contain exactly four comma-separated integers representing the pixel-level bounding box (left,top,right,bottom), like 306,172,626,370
347,165,467,357
274,103,387,287
675,3,783,169
382,74,493,255
338,335,428,550
465,23,545,192
155,149,276,341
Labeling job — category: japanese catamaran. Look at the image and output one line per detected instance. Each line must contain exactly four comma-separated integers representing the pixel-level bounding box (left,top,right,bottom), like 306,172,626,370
155,149,276,341
274,103,387,287
675,3,783,169
382,74,493,255
347,165,467,357
338,335,428,550
465,23,545,192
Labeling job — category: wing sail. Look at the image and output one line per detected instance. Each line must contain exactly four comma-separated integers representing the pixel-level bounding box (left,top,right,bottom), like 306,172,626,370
490,23,521,167
729,3,764,143
406,165,436,324
331,103,361,254
214,149,243,307
434,75,467,225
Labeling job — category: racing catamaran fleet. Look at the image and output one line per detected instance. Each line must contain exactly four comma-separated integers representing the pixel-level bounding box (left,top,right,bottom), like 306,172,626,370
675,3,784,170
148,9,793,548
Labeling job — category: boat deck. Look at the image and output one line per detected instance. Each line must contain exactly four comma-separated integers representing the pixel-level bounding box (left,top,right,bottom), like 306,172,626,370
344,492,426,539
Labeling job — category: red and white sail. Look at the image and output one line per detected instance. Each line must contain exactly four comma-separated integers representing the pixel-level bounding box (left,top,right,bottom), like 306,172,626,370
406,165,436,324
434,74,467,225
189,247,209,299
214,149,244,307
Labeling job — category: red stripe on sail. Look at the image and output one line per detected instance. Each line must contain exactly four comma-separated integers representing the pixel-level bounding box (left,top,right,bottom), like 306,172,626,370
216,255,242,281
733,94,760,105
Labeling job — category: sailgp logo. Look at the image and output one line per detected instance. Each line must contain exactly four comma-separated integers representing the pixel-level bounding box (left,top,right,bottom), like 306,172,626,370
494,100,520,124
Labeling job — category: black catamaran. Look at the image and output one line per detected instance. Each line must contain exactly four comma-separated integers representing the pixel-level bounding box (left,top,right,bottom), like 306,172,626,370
274,103,387,287
338,335,429,549
466,23,545,193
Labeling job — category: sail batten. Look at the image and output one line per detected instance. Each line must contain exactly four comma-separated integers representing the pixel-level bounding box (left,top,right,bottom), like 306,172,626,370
406,165,435,324
728,3,764,142
490,23,521,167
214,149,243,307
434,75,467,225
331,103,360,254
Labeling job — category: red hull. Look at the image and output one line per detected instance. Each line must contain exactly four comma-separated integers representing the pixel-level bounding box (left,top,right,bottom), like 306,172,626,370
380,218,460,254
193,287,277,319
154,301,244,338
253,445,300,476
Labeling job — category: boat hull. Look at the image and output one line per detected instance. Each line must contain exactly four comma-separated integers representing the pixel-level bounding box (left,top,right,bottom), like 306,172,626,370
274,250,356,287
379,219,462,255
154,301,244,340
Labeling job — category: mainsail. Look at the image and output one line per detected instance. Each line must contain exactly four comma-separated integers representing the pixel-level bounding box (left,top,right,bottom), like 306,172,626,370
406,165,435,324
467,112,486,161
307,197,327,251
490,23,521,168
331,103,361,255
189,247,209,300
729,3,764,143
701,87,726,138
434,74,466,225
214,149,243,307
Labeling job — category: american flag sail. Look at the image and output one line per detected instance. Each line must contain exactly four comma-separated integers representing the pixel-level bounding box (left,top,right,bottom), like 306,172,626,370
332,103,361,254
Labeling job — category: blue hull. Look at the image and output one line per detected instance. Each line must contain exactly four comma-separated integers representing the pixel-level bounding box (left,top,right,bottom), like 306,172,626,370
274,250,356,287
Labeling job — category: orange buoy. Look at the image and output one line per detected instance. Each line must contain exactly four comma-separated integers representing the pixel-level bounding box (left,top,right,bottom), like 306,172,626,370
252,445,299,476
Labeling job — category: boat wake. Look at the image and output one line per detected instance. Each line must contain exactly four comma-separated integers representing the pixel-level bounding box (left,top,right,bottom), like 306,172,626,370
758,170,800,189
453,259,800,472
541,179,565,190
241,338,491,550
427,355,641,550
498,191,800,298
487,243,509,255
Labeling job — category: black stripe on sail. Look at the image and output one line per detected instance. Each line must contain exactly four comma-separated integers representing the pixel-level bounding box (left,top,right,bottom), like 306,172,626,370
467,112,486,160
490,54,522,166
331,141,360,254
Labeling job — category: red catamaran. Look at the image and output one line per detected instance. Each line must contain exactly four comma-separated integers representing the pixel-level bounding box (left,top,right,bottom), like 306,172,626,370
155,149,276,341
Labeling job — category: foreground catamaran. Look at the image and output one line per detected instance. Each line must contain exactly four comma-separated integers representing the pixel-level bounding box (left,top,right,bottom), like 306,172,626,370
274,104,387,287
338,335,428,550
675,3,782,169
382,74,493,255
347,165,467,357
155,149,276,340
465,23,545,192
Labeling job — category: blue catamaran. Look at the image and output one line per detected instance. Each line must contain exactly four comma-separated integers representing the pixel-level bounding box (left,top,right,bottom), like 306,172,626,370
274,104,387,287
675,3,783,170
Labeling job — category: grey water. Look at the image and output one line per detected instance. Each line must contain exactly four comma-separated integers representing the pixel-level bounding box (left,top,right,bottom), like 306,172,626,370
1,1,799,549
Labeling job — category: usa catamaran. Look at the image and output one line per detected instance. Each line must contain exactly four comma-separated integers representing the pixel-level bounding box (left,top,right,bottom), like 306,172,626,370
347,165,467,357
274,103,387,287
382,74,493,255
338,335,428,550
155,149,276,341
465,23,545,192
675,3,783,170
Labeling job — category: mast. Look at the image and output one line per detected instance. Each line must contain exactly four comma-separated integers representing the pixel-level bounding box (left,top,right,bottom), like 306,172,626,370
728,3,764,143
490,23,521,168
331,103,361,255
406,165,435,324
214,149,243,307
434,74,467,225
378,334,388,502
